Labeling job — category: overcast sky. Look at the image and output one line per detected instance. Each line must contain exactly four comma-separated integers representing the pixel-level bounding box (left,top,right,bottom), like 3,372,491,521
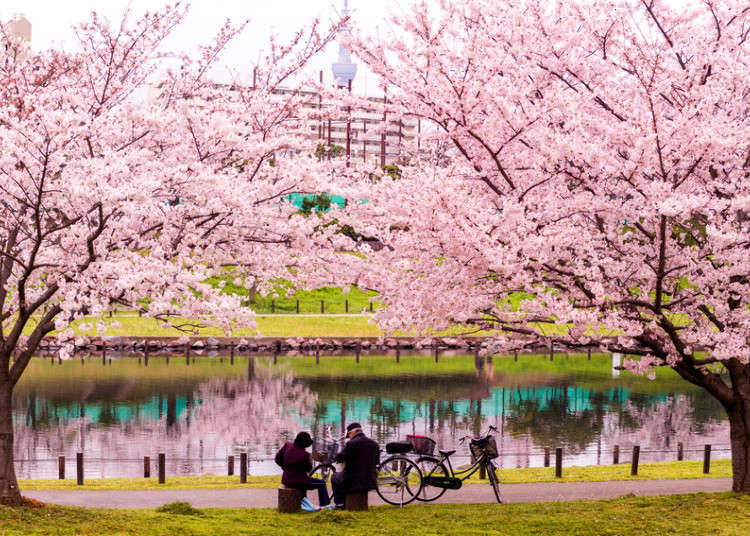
1,0,411,93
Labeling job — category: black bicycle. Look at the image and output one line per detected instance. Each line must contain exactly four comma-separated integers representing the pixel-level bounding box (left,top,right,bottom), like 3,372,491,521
412,426,502,503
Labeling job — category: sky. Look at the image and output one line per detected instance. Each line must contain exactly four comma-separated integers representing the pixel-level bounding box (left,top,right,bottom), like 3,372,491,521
0,0,411,94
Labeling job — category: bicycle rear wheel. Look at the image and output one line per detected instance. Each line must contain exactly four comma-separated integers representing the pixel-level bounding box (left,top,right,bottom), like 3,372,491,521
376,455,422,506
415,456,449,502
486,461,502,503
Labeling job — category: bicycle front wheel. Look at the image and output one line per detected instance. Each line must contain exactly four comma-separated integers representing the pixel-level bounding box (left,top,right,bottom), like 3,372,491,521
310,463,335,504
415,456,449,502
376,455,423,506
486,461,502,503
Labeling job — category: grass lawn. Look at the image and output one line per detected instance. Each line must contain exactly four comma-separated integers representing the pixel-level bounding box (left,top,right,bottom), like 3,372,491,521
2,493,749,535
19,459,733,491
27,314,504,339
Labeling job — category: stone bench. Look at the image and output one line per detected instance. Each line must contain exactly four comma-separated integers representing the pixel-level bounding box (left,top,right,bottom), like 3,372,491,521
277,486,303,513
345,491,369,511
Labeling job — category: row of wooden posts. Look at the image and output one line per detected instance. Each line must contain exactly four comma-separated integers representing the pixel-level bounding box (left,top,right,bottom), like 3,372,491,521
114,300,377,316
58,443,716,485
59,453,250,485
543,443,714,477
258,300,374,314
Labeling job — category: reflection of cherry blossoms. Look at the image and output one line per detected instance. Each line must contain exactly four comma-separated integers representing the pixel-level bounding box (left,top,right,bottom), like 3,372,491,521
13,371,318,478
189,372,318,458
606,395,727,457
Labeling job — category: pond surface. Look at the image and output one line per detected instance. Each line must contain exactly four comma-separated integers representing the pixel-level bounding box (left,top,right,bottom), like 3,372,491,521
13,352,730,479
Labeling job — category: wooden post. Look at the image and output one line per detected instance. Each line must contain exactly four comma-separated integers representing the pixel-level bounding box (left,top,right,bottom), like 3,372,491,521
158,453,165,484
240,453,248,483
369,302,373,313
631,446,640,476
514,350,518,362
356,344,360,364
544,447,550,467
271,300,275,313
703,444,711,474
321,300,324,314
555,447,562,478
277,486,302,514
549,342,554,361
677,442,684,461
587,347,591,360
58,456,65,480
144,456,150,478
228,455,235,476
296,300,300,314
613,445,620,465
345,299,348,313
434,345,439,363
76,452,84,485
278,487,303,513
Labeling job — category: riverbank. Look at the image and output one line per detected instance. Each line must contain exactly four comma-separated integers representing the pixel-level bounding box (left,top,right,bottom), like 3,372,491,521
19,459,733,491
3,492,748,535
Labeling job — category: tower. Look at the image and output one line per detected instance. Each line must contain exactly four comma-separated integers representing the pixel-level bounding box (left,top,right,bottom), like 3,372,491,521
4,14,31,43
331,0,357,88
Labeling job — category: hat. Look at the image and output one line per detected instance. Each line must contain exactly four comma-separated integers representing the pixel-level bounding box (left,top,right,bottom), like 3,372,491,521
294,432,313,449
346,422,362,432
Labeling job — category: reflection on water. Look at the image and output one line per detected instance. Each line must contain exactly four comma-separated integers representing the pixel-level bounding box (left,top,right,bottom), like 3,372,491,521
13,352,729,478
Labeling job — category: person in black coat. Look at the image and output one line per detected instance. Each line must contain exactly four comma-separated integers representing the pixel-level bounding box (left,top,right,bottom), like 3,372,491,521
275,432,330,506
331,422,379,507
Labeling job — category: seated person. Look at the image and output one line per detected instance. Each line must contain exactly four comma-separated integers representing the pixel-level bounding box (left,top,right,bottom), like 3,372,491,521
331,422,379,507
275,431,330,507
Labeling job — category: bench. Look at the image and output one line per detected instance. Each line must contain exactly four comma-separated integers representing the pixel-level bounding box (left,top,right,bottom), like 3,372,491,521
345,491,369,511
277,486,303,513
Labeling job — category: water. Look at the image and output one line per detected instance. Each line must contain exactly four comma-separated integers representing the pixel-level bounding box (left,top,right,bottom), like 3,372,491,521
13,352,729,479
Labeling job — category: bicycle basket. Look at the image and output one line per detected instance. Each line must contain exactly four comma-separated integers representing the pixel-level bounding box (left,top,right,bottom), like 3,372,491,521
470,436,499,460
407,434,436,456
312,438,338,464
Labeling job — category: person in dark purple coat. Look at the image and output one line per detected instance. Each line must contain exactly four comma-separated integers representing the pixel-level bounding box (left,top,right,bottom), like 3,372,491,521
275,432,330,507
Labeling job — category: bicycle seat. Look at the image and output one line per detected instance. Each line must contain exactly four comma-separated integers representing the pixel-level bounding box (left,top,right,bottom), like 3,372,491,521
439,449,456,457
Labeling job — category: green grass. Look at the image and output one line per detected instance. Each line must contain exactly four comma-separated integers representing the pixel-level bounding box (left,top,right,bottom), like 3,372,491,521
19,459,732,491
3,493,750,535
27,313,502,338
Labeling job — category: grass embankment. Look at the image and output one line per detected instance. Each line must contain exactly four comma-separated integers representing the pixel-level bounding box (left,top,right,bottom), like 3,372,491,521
3,493,749,535
19,459,732,491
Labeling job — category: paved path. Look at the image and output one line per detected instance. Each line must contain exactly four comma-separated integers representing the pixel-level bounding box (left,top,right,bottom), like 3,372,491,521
24,478,732,509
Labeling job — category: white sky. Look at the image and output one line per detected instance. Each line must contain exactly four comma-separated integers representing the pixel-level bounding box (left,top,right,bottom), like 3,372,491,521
1,0,412,93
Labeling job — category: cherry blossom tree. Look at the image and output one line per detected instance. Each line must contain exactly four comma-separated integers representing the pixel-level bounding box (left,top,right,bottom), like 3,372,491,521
331,0,750,491
0,5,340,505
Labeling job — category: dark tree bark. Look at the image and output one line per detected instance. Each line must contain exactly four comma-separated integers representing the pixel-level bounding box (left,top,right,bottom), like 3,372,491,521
0,377,22,506
726,364,750,492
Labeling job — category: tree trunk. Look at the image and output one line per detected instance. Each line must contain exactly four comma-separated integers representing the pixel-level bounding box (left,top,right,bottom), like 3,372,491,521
727,386,750,492
0,378,22,506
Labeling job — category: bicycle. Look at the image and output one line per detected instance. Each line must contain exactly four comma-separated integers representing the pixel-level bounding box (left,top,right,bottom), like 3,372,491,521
309,427,340,504
412,425,503,503
311,429,424,506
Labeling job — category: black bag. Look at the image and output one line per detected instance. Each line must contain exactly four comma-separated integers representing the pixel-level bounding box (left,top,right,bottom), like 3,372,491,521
385,441,414,454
